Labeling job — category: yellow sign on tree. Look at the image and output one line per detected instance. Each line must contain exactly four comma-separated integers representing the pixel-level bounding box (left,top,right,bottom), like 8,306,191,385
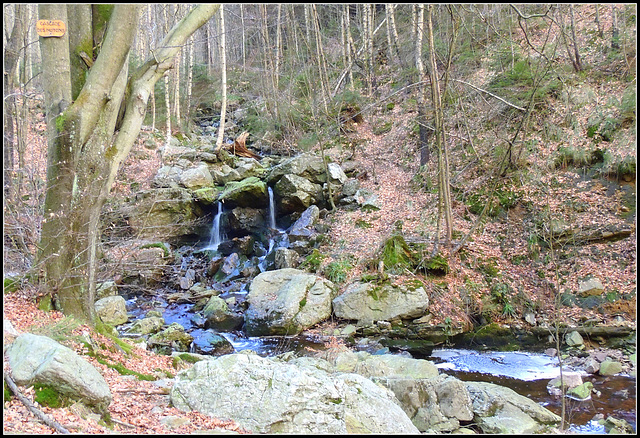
36,19,66,37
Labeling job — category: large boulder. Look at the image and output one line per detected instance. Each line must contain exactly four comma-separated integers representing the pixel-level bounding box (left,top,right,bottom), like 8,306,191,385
244,268,336,336
227,206,267,235
375,374,474,432
274,174,323,214
94,295,128,326
6,334,112,411
266,152,328,185
170,353,419,434
332,281,429,324
465,381,561,434
202,296,244,331
180,163,213,190
147,323,194,355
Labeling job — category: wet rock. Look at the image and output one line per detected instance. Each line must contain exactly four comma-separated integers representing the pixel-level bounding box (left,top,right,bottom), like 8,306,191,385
274,247,299,269
602,416,634,434
190,331,235,356
547,372,583,392
218,177,268,208
274,174,323,214
95,296,128,326
465,381,561,434
148,323,194,354
584,357,600,374
227,207,266,236
203,296,244,331
126,316,165,335
567,382,593,401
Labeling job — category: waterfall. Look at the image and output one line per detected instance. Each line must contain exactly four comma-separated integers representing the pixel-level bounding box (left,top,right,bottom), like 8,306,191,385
268,186,277,230
207,202,226,250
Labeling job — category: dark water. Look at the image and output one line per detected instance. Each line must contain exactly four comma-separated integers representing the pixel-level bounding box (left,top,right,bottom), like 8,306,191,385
429,349,636,433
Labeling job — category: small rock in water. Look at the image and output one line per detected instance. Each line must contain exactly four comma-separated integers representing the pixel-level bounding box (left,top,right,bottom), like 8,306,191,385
598,359,623,376
584,357,600,374
544,348,557,357
566,381,593,400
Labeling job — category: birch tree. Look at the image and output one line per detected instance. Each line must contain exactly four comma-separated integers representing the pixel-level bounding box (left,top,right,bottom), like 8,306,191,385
35,4,220,322
215,4,227,151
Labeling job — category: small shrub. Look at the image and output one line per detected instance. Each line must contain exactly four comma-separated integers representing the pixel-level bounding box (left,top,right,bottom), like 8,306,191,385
302,249,325,273
379,235,415,274
324,258,353,283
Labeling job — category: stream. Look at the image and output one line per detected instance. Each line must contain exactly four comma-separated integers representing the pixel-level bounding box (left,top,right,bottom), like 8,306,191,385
120,294,636,434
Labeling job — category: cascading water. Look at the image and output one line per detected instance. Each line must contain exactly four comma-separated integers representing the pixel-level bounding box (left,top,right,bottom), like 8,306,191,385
268,186,277,230
206,201,226,251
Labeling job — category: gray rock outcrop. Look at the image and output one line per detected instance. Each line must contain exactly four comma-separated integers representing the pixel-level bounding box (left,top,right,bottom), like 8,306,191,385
170,352,419,434
94,295,128,326
465,381,561,434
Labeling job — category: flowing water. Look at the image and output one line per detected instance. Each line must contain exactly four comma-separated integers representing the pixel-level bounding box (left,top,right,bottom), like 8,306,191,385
268,186,277,230
205,201,225,251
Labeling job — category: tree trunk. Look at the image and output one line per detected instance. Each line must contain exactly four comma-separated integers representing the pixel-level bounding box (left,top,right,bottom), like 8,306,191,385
415,4,430,167
215,4,227,152
426,4,453,245
595,5,604,38
275,4,282,90
36,4,220,322
3,4,27,192
611,5,620,50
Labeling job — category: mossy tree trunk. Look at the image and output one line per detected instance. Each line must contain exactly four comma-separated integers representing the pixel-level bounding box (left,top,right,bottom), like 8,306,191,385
35,4,220,323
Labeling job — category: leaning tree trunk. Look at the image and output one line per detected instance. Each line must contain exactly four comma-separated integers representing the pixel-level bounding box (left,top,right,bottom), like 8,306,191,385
36,4,220,322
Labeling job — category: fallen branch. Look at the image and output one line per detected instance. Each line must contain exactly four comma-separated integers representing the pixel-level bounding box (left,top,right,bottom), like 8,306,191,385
3,372,70,434
452,78,526,111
